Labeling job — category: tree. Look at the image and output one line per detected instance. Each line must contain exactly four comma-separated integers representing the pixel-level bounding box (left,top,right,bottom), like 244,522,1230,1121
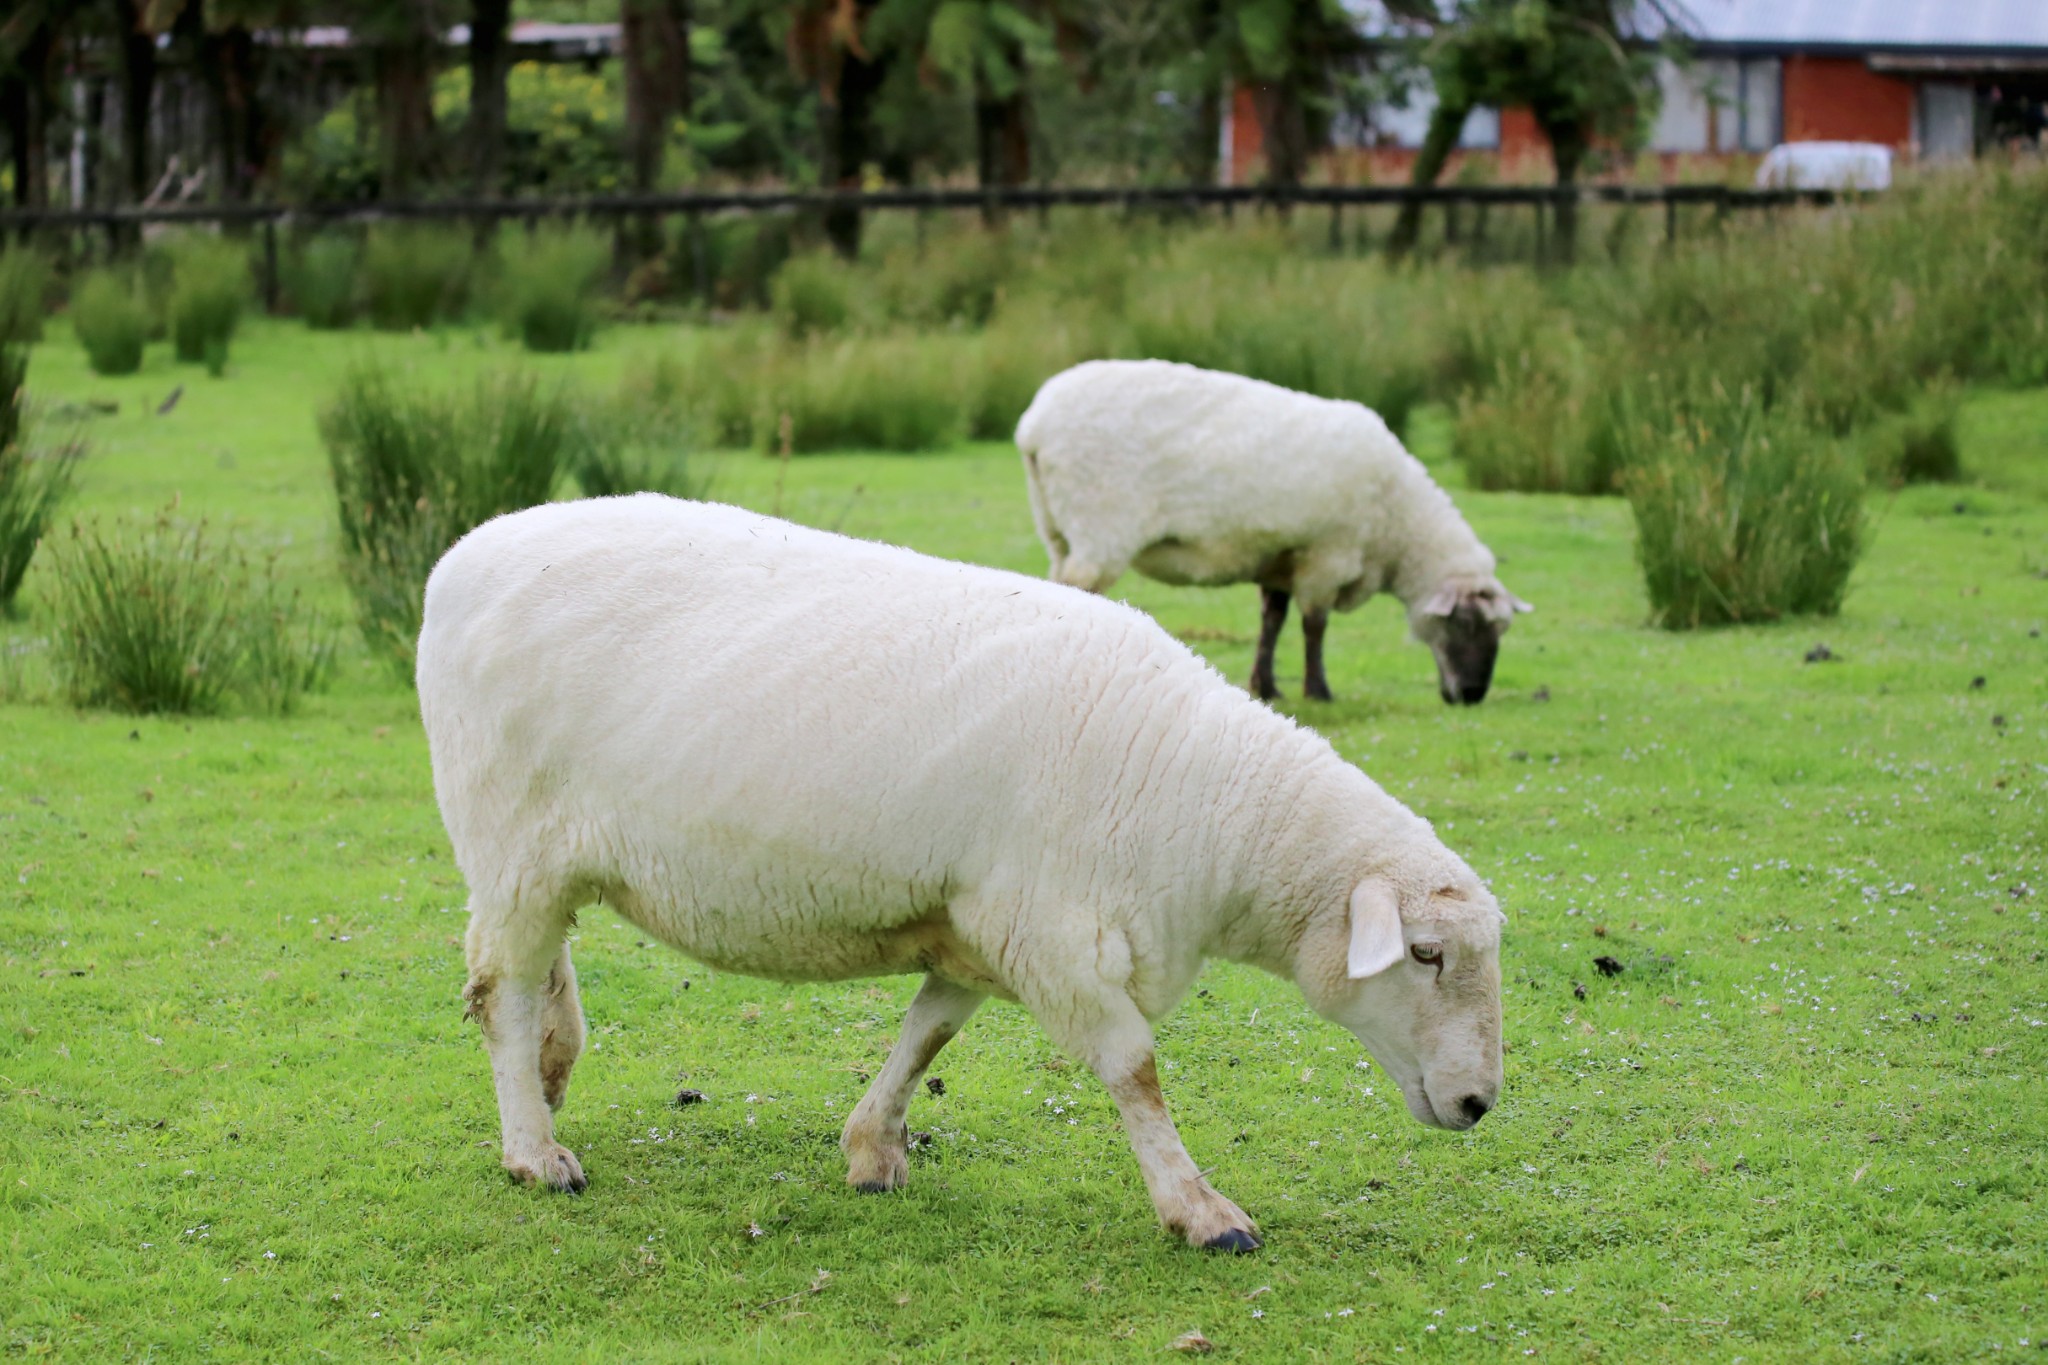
1388,0,1677,260
349,0,456,198
110,0,157,206
1217,0,1364,188
469,0,512,194
788,0,891,256
0,2,59,210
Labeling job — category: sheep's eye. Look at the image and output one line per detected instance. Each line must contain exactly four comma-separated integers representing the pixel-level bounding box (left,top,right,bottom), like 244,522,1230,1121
1410,943,1443,966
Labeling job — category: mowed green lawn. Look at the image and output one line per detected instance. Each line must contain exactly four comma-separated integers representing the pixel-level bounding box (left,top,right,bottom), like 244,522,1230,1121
2,321,2044,1362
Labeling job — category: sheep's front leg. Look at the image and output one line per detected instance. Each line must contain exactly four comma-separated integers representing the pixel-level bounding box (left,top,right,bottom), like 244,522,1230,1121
842,974,983,1192
1249,586,1290,701
1044,994,1260,1251
1300,606,1333,702
464,903,586,1192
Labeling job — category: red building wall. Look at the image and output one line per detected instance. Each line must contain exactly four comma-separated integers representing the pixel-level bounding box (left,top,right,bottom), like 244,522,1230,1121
1783,55,1914,145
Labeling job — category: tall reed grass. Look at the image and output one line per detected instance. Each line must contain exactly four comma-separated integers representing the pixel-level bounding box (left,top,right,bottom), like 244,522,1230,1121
0,349,84,615
500,225,610,352
363,225,476,330
0,249,48,346
167,236,248,374
288,235,360,329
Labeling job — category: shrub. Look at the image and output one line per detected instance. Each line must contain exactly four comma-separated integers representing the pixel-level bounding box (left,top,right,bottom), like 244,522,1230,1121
771,251,859,337
571,410,699,499
48,509,333,715
0,248,48,345
1621,389,1865,630
288,235,360,329
499,224,611,353
167,236,248,372
1453,331,1621,495
0,349,84,615
363,224,475,330
70,271,150,376
321,365,581,672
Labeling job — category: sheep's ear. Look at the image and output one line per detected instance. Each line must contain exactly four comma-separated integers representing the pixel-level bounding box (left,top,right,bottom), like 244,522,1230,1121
1346,880,1406,980
1417,586,1460,617
1508,592,1534,614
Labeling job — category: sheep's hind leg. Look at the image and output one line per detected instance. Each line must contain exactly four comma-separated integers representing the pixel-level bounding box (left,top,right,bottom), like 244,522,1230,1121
1036,989,1260,1252
842,974,984,1192
464,891,587,1192
539,940,585,1112
1248,587,1290,701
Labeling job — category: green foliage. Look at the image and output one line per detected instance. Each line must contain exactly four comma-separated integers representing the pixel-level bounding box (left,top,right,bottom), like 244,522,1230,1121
363,225,476,331
1622,389,1865,629
0,248,49,346
570,408,700,500
0,350,83,614
320,366,583,673
48,509,333,715
754,333,968,454
1454,340,1616,494
70,272,150,377
166,236,248,371
500,225,611,353
287,235,360,329
1861,384,1964,486
1429,0,1660,158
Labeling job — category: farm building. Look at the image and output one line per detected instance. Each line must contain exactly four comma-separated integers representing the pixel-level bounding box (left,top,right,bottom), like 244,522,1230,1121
1223,0,2048,184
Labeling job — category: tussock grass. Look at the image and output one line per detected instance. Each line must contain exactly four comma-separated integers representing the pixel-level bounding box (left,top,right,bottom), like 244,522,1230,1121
70,271,151,376
321,365,586,673
0,247,49,345
48,507,333,714
499,225,610,353
1621,387,1865,629
363,224,476,330
166,235,248,374
287,235,360,329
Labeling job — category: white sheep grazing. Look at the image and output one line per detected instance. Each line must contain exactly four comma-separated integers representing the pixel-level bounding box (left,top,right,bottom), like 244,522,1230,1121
417,495,1505,1252
1016,359,1531,704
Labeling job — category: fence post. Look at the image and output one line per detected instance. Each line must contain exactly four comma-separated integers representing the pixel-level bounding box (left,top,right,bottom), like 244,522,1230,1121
688,209,709,304
262,218,280,314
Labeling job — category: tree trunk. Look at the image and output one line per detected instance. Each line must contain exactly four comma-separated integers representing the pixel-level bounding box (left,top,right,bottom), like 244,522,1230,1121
468,0,511,196
112,0,156,204
1537,116,1587,264
1,18,54,211
1251,82,1308,188
622,0,691,257
213,25,265,202
375,34,439,198
818,43,885,258
974,85,1031,226
1387,97,1469,259
1183,0,1223,184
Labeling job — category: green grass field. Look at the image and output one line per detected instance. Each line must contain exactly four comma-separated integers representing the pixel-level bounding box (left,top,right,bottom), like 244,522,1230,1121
2,321,2044,1362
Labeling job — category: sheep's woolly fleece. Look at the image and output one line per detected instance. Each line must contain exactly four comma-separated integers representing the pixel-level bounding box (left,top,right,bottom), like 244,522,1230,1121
1016,359,1500,614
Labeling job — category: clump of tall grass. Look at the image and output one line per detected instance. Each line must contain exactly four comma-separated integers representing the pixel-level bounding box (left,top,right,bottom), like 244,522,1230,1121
570,408,699,498
1453,330,1621,495
166,236,248,374
772,251,859,337
0,349,84,615
1620,387,1864,629
1860,383,1963,486
48,507,333,715
749,333,968,454
321,365,588,672
500,225,609,353
288,235,360,329
363,224,475,330
70,271,151,376
0,248,49,345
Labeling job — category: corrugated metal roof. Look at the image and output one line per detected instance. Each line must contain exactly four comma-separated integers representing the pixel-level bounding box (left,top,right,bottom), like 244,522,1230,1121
1649,0,2048,52
1342,2,2048,53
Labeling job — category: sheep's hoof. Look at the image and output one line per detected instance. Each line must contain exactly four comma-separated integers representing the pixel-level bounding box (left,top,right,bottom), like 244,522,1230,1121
1203,1228,1262,1254
852,1179,897,1195
506,1142,587,1193
1303,683,1333,703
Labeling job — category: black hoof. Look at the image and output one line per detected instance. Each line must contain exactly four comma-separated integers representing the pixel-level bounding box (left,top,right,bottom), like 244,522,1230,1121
853,1180,895,1194
1204,1228,1262,1253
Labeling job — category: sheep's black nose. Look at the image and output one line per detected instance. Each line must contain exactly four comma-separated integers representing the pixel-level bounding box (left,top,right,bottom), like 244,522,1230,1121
1458,1094,1492,1125
1457,683,1489,705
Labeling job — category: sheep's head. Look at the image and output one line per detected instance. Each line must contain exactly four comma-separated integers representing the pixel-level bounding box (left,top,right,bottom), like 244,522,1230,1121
1408,579,1531,706
1294,868,1504,1131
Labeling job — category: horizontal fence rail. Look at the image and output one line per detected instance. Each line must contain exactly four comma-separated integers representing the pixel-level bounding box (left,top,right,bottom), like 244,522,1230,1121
0,181,1849,231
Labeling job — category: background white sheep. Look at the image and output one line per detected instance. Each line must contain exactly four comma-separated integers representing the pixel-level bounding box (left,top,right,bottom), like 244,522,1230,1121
1016,360,1531,703
417,495,1504,1251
